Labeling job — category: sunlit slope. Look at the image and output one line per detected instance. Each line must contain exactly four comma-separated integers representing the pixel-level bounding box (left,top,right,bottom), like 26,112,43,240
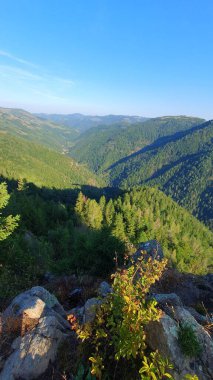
0,133,100,188
0,107,78,152
70,116,204,172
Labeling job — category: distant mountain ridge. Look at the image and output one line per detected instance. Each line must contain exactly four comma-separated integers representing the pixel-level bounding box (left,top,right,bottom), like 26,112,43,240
35,112,148,132
0,107,78,153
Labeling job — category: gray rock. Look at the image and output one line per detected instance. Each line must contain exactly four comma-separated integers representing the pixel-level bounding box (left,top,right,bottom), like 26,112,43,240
83,298,102,323
0,316,66,380
0,287,71,380
98,281,112,297
151,293,183,307
146,314,188,369
133,239,164,262
30,286,66,317
146,307,213,380
3,294,45,320
186,307,212,325
3,286,66,321
174,307,213,378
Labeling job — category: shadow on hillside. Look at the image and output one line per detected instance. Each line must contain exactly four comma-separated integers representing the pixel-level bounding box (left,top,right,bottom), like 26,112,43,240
106,119,212,172
0,177,128,379
0,175,126,308
1,175,123,205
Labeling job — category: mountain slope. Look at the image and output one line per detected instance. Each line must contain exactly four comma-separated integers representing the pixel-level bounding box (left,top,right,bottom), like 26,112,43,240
0,107,78,153
107,120,213,228
0,132,100,188
70,116,204,172
35,113,148,132
78,186,213,274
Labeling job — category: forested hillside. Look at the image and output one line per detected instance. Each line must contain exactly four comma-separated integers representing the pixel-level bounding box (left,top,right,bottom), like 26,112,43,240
0,107,78,153
107,120,213,228
70,116,204,172
1,109,212,228
1,183,212,302
0,132,100,188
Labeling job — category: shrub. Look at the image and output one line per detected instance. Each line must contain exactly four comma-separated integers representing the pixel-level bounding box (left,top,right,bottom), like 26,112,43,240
74,256,174,379
178,324,202,357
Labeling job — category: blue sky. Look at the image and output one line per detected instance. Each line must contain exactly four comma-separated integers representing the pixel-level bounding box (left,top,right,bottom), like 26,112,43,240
0,0,213,118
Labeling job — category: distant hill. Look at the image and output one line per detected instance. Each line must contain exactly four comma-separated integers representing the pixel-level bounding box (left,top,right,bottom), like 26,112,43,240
35,113,148,132
107,120,213,229
70,116,204,172
0,132,100,188
0,107,78,153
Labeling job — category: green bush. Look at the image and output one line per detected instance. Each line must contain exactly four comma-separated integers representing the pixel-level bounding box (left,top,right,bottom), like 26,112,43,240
75,257,174,379
178,324,202,357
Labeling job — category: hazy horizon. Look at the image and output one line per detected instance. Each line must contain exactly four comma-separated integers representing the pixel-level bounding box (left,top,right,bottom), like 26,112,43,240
0,104,209,121
0,0,213,119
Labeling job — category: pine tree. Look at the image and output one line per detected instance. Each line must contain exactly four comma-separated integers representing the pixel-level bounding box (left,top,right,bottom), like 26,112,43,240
85,199,103,229
74,191,86,223
112,213,126,241
99,195,106,212
0,182,19,241
105,199,115,226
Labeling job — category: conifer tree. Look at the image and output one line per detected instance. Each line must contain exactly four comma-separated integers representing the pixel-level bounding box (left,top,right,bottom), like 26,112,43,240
85,199,103,229
105,199,115,226
0,182,19,241
112,212,126,241
99,195,106,212
74,191,86,223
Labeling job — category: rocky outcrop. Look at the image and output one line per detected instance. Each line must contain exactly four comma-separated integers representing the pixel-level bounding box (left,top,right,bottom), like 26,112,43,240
0,287,71,380
151,293,183,307
83,297,102,323
1,263,212,380
152,268,213,312
133,239,164,262
68,281,112,324
146,301,213,380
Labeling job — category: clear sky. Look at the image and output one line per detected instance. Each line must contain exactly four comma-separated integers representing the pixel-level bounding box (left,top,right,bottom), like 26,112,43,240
0,0,213,118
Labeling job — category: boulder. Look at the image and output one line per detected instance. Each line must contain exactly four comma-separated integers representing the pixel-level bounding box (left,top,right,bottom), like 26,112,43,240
174,307,213,377
146,306,213,380
98,281,112,298
83,298,102,323
0,316,67,380
0,287,71,380
151,293,183,307
3,286,66,320
185,307,212,326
